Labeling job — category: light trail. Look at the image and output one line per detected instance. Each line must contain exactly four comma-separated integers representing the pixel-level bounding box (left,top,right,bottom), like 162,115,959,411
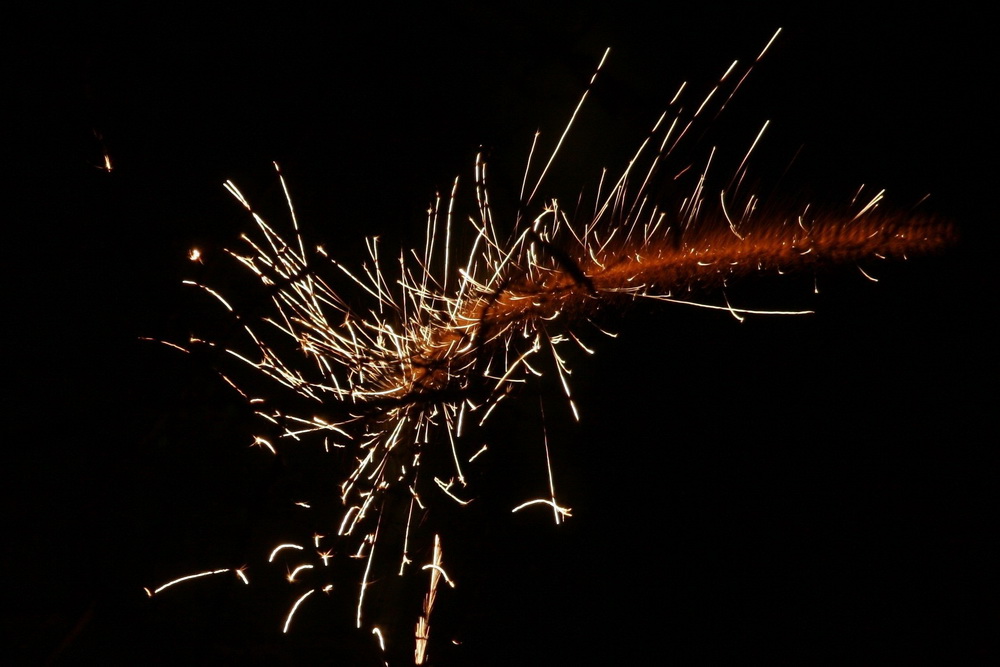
282,589,315,634
145,568,247,597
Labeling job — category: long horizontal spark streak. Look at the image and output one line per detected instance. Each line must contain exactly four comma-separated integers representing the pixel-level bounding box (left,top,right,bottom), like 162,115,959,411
145,568,243,596
638,294,814,317
149,34,955,662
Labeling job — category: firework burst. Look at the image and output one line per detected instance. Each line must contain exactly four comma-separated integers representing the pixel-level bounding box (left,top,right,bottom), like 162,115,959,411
146,31,954,663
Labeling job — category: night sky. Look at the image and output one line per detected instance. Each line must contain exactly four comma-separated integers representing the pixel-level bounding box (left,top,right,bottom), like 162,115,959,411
5,8,995,665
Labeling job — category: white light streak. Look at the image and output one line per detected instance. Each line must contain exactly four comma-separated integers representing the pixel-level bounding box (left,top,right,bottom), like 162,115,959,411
282,589,315,634
511,498,573,519
268,543,305,562
147,568,233,596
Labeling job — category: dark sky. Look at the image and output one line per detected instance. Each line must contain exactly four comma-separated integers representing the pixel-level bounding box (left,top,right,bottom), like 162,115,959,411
5,7,995,665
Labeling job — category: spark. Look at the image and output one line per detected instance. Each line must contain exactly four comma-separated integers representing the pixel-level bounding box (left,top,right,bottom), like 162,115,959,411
357,528,379,629
146,35,954,662
419,561,456,589
373,626,386,652
415,535,448,665
251,436,275,454
268,543,304,562
145,568,244,597
282,589,315,634
858,265,880,282
511,498,574,519
91,128,113,172
434,477,472,505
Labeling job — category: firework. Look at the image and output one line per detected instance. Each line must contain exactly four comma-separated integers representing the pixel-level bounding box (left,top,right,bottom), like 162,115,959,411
145,31,954,664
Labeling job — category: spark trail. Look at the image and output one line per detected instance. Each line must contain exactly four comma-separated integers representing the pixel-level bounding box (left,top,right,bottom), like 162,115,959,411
146,32,954,663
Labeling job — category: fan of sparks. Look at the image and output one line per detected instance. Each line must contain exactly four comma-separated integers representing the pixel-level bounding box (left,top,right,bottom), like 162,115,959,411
145,30,954,662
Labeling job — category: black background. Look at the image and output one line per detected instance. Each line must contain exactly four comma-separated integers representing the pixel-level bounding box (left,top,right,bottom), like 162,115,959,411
5,6,995,664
